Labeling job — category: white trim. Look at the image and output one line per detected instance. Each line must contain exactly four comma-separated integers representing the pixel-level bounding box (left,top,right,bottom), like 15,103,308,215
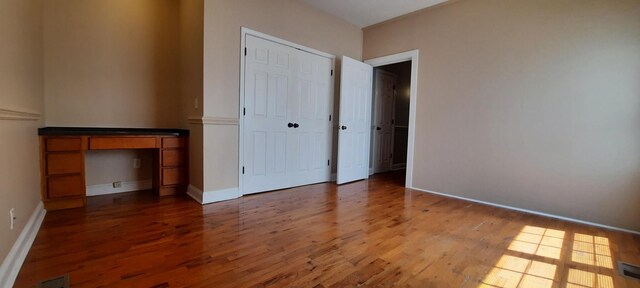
186,184,204,204
0,202,46,288
0,108,40,121
203,188,239,204
241,28,335,59
86,179,153,196
239,27,336,196
410,186,640,235
187,185,239,205
188,116,240,126
365,50,419,189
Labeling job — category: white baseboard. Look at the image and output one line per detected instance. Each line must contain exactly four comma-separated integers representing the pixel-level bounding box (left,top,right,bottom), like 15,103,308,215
86,179,152,196
410,186,640,235
186,185,204,203
187,185,239,204
0,202,46,287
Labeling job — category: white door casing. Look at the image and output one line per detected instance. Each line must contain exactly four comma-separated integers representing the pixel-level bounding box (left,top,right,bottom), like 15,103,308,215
364,50,419,188
243,34,332,195
372,69,396,173
337,56,373,185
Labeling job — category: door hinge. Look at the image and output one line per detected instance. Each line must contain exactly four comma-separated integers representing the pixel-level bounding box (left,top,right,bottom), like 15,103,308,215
391,119,395,124
243,107,246,116
329,114,332,121
390,153,393,158
393,85,396,90
242,166,245,174
244,47,247,56
331,69,333,76
327,160,330,166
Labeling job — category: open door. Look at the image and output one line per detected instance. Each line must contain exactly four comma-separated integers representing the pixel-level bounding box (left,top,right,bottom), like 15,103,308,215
372,69,396,174
337,56,373,184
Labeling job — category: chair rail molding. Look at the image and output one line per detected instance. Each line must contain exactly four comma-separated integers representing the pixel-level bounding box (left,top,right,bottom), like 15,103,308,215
188,116,240,126
0,108,41,121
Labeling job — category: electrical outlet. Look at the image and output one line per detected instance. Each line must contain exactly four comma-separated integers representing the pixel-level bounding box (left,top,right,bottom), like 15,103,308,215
133,158,141,169
9,208,15,230
113,181,122,188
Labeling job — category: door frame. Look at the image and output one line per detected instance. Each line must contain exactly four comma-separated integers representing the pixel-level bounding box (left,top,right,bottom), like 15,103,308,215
365,50,419,188
238,27,336,196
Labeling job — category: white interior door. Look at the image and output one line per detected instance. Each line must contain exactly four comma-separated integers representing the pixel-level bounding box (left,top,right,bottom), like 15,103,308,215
243,34,332,195
372,69,396,173
337,56,373,184
288,44,333,187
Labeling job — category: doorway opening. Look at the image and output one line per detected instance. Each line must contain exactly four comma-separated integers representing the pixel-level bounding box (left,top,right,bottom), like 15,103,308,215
364,50,419,188
369,61,411,184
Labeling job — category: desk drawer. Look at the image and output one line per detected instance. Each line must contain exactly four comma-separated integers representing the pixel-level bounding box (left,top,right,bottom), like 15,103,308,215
162,167,185,186
90,137,157,150
46,138,83,151
162,137,186,148
47,153,83,174
162,150,185,167
48,174,84,198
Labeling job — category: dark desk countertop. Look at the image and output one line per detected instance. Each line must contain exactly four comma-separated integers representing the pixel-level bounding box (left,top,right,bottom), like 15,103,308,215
38,127,190,136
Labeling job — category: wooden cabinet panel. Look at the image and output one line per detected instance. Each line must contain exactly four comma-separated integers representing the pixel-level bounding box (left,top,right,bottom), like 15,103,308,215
46,138,83,152
162,168,185,186
162,137,186,148
162,150,185,167
48,174,84,198
89,137,157,150
47,153,83,174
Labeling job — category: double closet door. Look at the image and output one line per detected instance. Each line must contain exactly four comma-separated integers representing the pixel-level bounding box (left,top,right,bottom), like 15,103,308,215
243,35,333,195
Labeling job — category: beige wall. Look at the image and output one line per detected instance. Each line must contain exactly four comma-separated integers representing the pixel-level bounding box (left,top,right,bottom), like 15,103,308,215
44,0,181,128
84,150,153,186
0,0,44,266
364,0,640,231
202,0,363,192
180,0,205,190
43,0,183,190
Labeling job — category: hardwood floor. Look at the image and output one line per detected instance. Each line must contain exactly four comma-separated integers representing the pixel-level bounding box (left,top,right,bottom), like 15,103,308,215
15,171,640,287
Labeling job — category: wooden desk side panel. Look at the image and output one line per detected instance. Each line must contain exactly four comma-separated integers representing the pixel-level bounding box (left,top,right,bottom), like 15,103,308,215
40,136,87,211
158,136,188,196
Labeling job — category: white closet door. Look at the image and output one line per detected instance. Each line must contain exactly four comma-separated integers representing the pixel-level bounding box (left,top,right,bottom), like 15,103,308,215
337,56,373,184
288,50,333,187
243,35,332,195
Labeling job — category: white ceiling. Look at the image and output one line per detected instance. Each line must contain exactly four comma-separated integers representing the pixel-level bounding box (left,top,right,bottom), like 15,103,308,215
299,0,449,28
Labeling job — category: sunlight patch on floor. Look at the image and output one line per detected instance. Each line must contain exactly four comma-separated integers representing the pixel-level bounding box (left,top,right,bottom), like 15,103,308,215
480,255,556,288
479,226,617,288
566,268,614,288
571,233,613,269
507,226,565,259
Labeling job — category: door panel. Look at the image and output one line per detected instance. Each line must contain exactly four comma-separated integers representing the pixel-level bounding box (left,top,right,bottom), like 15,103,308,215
373,70,396,173
337,56,373,184
243,35,332,194
244,35,296,193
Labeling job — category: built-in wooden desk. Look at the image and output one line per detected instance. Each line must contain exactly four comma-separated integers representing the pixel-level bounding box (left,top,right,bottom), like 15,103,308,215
38,127,189,211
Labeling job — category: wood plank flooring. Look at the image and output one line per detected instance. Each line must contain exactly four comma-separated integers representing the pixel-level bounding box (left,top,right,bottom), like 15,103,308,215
15,172,640,287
